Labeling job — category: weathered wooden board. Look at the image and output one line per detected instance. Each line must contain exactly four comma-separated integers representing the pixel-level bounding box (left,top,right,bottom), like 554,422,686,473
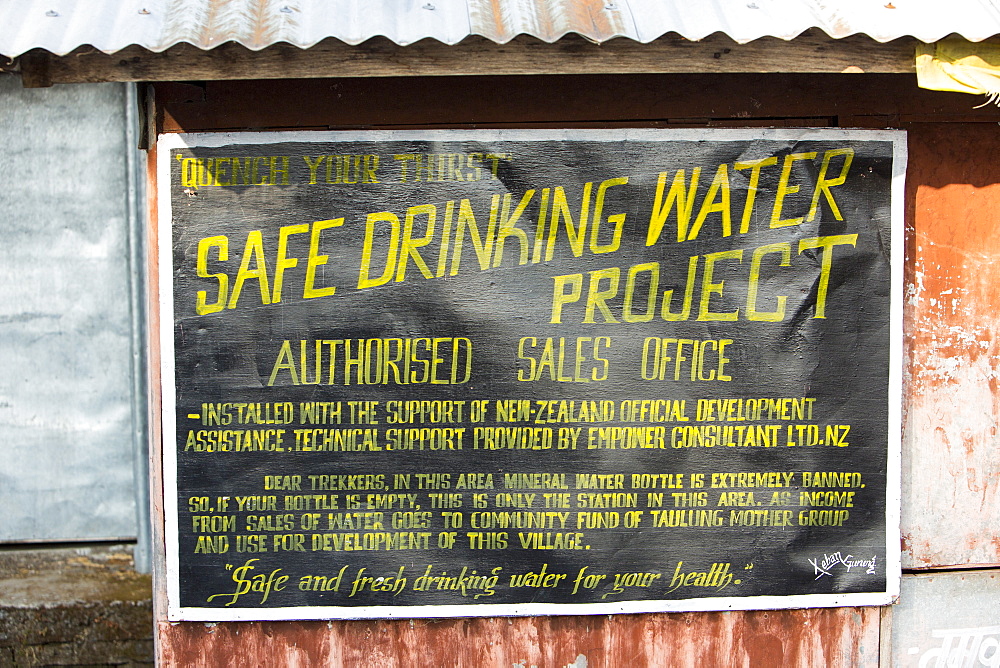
892,570,1000,666
19,33,920,88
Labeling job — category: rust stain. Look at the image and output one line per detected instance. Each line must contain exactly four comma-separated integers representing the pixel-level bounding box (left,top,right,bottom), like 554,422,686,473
474,1,509,43
159,607,880,666
811,1,854,40
552,0,628,42
197,0,222,49
159,0,295,51
471,0,626,43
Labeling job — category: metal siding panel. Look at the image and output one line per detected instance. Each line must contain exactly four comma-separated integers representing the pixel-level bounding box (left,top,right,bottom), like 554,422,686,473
158,606,881,666
0,0,165,58
0,75,138,541
625,0,820,43
816,0,1000,42
125,82,151,573
4,0,1000,57
892,570,1000,666
903,122,1000,569
158,0,471,49
629,0,1000,43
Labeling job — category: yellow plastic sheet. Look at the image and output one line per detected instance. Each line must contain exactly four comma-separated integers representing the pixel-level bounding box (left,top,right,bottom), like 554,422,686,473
917,38,1000,105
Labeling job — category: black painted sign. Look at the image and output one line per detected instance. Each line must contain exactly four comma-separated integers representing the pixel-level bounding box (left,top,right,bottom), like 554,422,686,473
158,129,904,620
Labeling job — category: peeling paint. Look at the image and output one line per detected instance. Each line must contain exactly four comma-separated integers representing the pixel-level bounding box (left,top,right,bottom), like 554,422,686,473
903,123,1000,569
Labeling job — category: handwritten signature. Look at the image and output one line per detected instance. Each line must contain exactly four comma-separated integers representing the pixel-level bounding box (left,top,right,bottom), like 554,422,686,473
808,551,877,579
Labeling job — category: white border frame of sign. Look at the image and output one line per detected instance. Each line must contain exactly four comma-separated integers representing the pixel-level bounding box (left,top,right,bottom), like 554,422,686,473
156,128,905,622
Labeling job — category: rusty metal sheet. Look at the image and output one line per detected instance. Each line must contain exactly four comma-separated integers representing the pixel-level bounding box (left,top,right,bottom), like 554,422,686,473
891,570,1000,666
159,605,881,666
902,123,1000,569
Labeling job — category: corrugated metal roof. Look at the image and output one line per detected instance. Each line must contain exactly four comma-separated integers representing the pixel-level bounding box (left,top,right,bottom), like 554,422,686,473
2,0,1000,59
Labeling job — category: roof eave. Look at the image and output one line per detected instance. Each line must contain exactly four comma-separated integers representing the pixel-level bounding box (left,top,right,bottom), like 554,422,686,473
10,31,931,88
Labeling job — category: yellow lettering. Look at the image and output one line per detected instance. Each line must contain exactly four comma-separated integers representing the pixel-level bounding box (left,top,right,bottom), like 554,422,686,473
747,242,791,321
771,152,817,228
196,235,229,315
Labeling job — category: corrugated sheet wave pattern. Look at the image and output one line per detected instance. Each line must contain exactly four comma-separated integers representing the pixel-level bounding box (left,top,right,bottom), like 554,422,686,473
2,0,1000,59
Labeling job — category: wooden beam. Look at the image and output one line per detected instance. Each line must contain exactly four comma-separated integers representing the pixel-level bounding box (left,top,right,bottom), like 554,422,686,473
19,32,920,87
152,74,1000,135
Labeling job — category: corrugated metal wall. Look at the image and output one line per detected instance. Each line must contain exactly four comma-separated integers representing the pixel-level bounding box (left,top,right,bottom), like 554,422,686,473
0,74,145,544
4,0,1000,55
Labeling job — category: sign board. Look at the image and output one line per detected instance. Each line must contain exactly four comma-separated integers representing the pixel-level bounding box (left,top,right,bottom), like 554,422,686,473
157,129,904,621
